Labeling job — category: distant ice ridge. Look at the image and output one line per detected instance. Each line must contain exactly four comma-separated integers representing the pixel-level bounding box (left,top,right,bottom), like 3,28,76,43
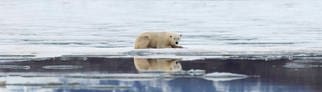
1,44,322,62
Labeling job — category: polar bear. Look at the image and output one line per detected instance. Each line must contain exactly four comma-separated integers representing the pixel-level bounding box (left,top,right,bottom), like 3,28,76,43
133,58,182,72
134,32,183,49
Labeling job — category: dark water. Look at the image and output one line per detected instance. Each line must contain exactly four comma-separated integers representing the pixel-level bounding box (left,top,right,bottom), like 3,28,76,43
0,56,321,92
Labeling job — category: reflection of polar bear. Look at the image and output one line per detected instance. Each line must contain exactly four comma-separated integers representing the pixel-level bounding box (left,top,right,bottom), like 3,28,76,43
133,58,182,72
134,32,183,49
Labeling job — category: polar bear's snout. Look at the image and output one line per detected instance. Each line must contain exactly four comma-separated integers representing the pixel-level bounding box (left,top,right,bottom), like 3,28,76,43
176,42,179,44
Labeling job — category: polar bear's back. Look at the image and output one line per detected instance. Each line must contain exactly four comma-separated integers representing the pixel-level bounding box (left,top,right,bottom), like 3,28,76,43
134,32,169,49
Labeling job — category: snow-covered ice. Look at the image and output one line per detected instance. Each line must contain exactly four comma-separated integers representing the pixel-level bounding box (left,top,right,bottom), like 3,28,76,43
1,0,322,59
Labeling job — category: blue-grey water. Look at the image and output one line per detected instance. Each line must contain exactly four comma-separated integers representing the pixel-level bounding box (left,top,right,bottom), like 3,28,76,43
1,0,322,92
0,57,321,92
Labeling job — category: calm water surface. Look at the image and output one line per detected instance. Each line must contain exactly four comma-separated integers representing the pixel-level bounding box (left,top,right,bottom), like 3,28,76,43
0,57,321,92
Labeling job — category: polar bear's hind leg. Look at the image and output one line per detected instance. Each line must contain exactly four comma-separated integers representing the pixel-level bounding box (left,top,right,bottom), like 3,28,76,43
134,35,150,49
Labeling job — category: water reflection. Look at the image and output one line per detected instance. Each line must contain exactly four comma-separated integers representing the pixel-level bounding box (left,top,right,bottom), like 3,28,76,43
133,58,182,72
0,57,321,92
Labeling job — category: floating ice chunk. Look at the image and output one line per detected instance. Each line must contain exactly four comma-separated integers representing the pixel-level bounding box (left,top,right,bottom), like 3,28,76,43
2,76,61,85
0,65,30,70
186,69,206,76
284,63,306,69
205,72,248,81
42,65,82,70
205,72,247,78
284,62,322,69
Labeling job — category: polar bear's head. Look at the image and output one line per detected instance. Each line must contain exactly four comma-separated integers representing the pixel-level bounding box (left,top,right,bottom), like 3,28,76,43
167,32,182,46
